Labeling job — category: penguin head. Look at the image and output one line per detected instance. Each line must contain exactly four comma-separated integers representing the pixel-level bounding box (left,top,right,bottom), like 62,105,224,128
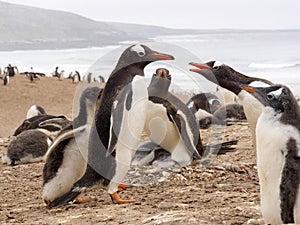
148,68,172,97
242,85,296,114
189,61,273,95
80,86,102,110
116,44,174,71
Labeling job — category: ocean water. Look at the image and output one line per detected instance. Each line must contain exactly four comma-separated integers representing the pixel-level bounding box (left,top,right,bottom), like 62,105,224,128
1,30,300,95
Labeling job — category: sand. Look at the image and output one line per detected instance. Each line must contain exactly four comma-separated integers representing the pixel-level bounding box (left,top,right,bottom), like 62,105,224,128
0,75,263,224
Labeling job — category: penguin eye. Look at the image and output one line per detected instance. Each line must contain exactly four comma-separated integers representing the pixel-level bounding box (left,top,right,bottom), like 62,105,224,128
213,66,220,70
138,51,145,57
267,94,275,100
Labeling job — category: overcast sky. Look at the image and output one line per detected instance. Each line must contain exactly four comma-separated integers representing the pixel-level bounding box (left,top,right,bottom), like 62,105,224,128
2,0,300,29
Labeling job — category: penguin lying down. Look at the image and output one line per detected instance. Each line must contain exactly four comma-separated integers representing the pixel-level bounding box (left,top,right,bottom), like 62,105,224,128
2,116,71,166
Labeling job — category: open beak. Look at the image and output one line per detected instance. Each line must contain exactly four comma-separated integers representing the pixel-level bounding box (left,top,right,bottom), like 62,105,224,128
189,62,212,73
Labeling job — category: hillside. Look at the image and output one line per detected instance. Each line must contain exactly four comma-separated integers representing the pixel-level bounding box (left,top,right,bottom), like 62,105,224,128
0,1,201,51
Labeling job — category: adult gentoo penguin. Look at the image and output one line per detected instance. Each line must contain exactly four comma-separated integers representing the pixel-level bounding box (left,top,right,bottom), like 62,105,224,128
48,44,174,208
189,61,273,148
243,84,300,224
42,86,101,205
3,73,9,85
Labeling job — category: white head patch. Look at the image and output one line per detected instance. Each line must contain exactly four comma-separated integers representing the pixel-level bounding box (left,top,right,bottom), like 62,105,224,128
269,88,283,98
130,44,145,57
249,81,270,88
213,61,224,68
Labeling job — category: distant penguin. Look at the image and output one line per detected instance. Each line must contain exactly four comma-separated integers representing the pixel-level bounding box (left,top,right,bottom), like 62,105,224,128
243,84,300,224
52,67,59,77
86,72,93,83
3,73,9,85
72,71,81,84
213,103,246,123
48,44,175,208
190,61,273,148
13,66,19,75
187,92,222,114
98,75,105,83
42,86,101,205
2,129,53,166
26,105,46,119
58,70,64,80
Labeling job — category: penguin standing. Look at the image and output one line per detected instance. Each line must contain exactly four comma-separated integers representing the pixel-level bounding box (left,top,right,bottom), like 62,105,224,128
189,61,273,148
72,71,81,84
187,92,222,114
42,86,101,205
48,44,174,208
243,84,300,224
3,73,9,85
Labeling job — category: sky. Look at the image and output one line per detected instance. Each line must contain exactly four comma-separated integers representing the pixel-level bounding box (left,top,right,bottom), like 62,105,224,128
1,0,300,30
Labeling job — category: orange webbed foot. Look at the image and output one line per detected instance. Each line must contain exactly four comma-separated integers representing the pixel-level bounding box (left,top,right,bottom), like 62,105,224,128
117,183,132,192
110,192,135,204
74,196,95,204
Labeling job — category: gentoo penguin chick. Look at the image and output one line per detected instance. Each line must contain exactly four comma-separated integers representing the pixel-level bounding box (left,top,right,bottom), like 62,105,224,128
2,129,53,166
243,84,300,224
42,86,101,205
189,61,273,148
13,114,70,136
48,44,174,208
145,68,203,164
26,105,46,119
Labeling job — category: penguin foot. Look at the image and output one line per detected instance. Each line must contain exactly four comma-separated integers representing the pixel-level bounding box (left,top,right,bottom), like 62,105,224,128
74,197,95,204
110,192,135,204
117,183,131,192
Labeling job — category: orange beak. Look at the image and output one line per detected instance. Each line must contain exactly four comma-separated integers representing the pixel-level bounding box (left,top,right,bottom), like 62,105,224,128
242,86,257,93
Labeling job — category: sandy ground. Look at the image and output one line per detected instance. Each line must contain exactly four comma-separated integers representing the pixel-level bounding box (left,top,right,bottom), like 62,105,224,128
0,75,263,224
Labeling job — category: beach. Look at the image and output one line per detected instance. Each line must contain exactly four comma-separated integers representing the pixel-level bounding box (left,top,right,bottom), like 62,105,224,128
0,75,262,224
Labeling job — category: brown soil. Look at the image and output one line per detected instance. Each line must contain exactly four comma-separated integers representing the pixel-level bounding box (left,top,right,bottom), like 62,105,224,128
0,75,263,224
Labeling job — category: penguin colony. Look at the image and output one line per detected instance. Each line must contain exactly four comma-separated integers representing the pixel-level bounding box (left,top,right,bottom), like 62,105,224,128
2,44,299,224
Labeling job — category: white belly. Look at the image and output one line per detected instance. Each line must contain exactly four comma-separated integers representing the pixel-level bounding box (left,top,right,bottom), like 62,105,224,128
145,101,192,165
43,126,90,202
256,110,300,224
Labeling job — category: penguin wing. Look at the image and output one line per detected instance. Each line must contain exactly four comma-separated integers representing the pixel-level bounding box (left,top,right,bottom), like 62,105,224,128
44,125,86,159
167,107,201,159
107,84,133,155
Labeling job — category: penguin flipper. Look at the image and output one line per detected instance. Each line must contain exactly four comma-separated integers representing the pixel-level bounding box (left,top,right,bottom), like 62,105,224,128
168,112,201,159
45,126,86,159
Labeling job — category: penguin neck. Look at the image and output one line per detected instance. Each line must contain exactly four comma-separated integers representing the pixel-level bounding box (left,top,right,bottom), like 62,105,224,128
73,102,95,128
148,76,171,99
96,63,147,148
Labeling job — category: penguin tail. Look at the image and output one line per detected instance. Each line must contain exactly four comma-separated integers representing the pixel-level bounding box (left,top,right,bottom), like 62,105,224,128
48,187,84,209
205,140,238,155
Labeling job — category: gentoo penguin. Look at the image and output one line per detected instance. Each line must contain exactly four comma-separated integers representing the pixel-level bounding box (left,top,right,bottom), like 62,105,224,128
13,114,70,136
187,92,222,114
213,103,246,123
243,84,300,224
58,70,64,80
98,75,105,83
72,71,81,84
86,72,93,83
48,44,174,208
2,129,53,166
42,86,101,205
189,61,273,148
186,92,224,129
26,105,46,119
52,66,59,77
3,73,9,85
145,68,203,164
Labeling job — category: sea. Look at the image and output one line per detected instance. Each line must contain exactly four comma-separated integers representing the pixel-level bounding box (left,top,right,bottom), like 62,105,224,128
1,30,300,95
